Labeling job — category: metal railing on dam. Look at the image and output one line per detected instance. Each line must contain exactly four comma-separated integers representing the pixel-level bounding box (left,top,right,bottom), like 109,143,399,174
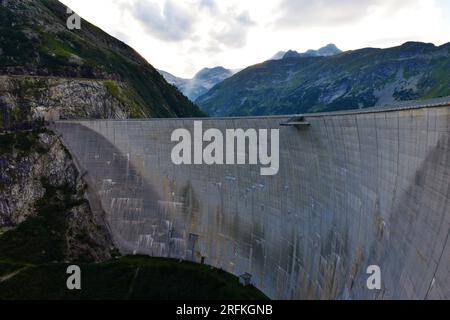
53,102,450,300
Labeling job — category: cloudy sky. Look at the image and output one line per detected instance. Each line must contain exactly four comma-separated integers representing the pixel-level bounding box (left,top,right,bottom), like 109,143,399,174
59,0,450,78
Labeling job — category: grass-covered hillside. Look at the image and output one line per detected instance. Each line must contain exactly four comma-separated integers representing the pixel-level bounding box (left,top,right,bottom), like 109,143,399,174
196,41,450,116
0,0,205,125
0,256,268,300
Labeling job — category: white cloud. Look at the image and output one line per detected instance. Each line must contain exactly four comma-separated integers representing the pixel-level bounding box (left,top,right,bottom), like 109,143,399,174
274,0,415,27
209,10,257,49
59,0,449,78
130,0,195,42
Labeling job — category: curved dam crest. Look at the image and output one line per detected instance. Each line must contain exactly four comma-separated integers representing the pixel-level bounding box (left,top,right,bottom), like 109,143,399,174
53,104,450,300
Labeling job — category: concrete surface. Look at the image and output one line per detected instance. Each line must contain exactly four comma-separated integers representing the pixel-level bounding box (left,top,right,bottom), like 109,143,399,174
53,103,450,300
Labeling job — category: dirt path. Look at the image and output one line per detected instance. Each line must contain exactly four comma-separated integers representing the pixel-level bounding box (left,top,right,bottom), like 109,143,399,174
0,266,30,284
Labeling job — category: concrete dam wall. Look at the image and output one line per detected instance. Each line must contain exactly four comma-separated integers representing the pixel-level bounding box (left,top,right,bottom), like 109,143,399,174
53,103,450,300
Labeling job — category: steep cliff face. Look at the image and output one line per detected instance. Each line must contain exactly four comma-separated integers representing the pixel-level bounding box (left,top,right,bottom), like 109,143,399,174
0,76,152,129
0,129,113,263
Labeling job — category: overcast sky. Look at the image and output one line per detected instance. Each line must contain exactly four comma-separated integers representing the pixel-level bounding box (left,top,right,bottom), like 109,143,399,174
59,0,450,78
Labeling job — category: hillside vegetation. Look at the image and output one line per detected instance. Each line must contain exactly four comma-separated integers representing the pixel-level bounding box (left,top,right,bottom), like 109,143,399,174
196,42,450,116
0,0,205,129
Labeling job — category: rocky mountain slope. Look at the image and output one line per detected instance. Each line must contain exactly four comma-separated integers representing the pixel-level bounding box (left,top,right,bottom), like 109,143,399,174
196,42,450,116
0,0,204,130
160,45,341,102
159,67,235,101
0,76,147,128
0,128,114,263
272,44,342,60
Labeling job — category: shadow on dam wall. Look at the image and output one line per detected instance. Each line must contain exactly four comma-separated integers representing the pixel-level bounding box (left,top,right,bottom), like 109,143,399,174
53,104,450,300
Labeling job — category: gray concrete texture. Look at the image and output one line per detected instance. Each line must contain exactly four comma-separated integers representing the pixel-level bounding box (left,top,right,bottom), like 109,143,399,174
53,104,450,300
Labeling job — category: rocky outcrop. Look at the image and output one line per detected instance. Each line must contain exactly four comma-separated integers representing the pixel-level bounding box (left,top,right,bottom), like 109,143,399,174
0,129,114,262
0,76,147,130
65,199,114,263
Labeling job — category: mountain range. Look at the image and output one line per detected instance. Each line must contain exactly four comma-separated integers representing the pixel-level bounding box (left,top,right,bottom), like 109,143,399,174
158,67,236,101
271,44,342,60
2,0,448,121
159,44,342,101
196,42,450,116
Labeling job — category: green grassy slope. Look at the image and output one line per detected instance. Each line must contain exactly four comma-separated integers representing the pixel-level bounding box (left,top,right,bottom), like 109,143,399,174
0,0,205,118
0,256,267,300
196,42,450,116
